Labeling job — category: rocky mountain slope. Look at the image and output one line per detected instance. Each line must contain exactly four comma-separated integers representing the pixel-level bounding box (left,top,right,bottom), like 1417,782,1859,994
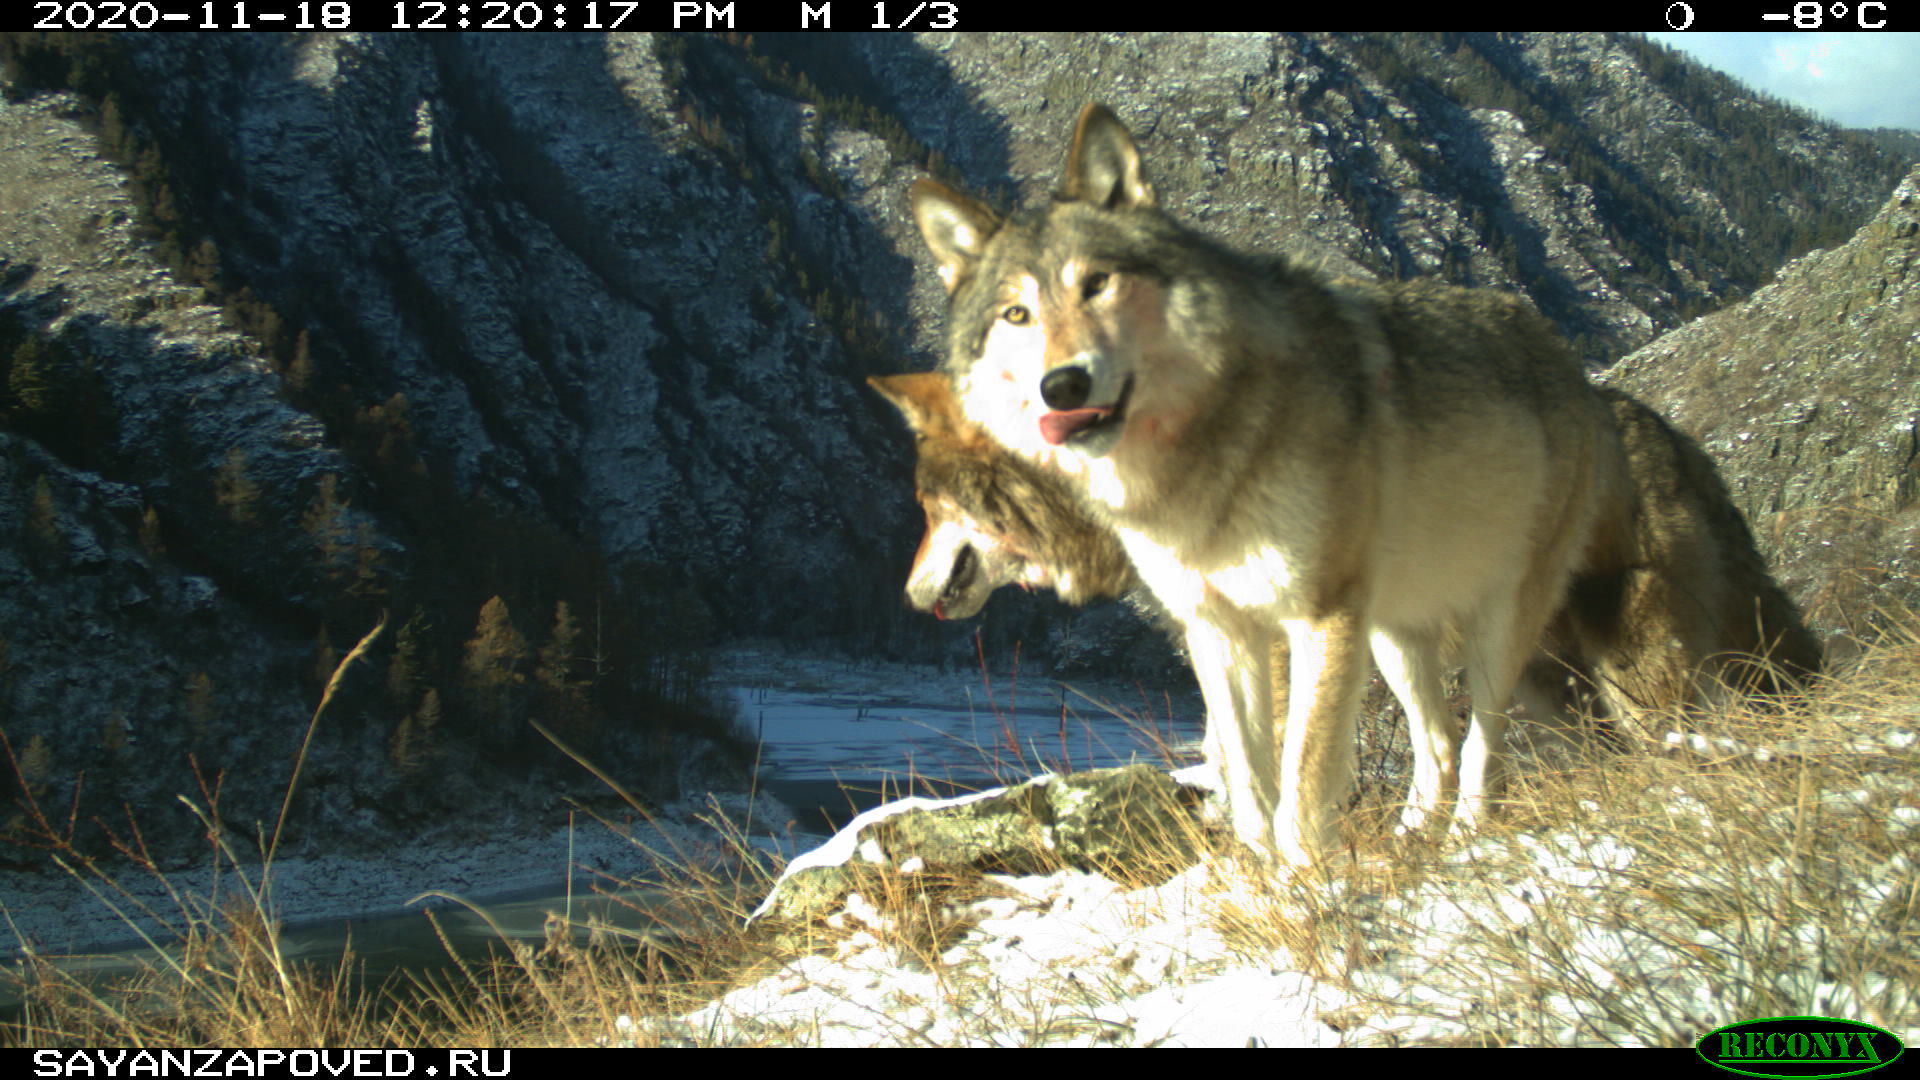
1607,164,1920,641
0,32,1907,861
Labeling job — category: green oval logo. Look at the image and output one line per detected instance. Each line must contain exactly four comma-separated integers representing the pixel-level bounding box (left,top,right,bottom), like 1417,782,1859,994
1697,1016,1905,1079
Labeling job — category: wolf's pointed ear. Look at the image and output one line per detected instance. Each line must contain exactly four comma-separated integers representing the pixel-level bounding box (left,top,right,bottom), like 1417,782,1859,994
1064,104,1155,210
866,372,950,435
912,179,1000,293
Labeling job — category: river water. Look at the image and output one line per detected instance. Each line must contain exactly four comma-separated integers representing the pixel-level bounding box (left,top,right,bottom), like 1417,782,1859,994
730,649,1204,831
2,652,1204,1020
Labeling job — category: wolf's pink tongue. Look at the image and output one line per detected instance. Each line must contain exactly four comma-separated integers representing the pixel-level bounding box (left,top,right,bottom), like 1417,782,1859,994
1039,407,1111,446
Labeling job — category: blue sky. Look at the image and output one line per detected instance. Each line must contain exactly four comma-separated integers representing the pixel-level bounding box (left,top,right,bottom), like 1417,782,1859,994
1646,33,1920,130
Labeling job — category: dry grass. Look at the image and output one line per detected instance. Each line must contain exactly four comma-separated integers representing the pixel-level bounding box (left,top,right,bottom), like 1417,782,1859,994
3,618,406,1046
1212,614,1920,1046
1,738,791,1048
6,616,1919,1047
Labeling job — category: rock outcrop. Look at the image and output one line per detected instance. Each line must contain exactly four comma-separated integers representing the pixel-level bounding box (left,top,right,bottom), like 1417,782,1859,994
750,765,1208,927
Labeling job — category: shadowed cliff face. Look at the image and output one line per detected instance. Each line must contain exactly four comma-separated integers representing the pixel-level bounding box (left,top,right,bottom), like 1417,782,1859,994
0,32,1907,859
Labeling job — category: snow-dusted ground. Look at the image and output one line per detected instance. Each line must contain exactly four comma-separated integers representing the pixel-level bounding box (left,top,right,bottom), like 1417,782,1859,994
673,858,1355,1048
655,811,1920,1048
16,647,1917,1048
643,691,1920,1047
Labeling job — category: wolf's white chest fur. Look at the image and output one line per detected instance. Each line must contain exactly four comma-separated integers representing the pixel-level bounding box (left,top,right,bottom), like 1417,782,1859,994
1116,526,1299,623
1085,447,1311,622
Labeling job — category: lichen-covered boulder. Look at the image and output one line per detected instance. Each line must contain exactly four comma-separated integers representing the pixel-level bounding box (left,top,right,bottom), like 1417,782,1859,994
751,765,1209,925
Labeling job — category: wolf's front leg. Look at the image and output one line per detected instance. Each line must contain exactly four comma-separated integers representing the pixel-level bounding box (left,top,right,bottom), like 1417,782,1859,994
1183,614,1277,854
1274,613,1370,866
1369,628,1462,835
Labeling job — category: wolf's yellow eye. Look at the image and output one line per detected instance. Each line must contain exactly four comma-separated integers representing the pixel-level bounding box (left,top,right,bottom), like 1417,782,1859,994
1003,305,1031,326
1082,272,1110,299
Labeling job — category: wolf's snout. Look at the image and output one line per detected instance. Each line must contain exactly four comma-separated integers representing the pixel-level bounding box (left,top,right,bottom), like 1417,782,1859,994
1040,367,1093,411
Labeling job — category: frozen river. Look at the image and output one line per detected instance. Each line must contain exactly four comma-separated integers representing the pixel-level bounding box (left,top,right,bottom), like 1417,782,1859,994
718,648,1207,830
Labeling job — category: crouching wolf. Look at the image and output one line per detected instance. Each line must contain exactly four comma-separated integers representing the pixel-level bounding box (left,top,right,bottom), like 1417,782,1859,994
910,104,1634,866
865,371,1137,620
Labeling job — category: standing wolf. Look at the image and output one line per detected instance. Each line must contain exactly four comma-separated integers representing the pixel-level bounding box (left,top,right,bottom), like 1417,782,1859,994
910,105,1630,865
869,371,1821,805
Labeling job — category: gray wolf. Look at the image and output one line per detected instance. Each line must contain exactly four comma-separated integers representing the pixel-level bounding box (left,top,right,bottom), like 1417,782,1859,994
870,371,1822,815
866,371,1135,620
911,103,1634,866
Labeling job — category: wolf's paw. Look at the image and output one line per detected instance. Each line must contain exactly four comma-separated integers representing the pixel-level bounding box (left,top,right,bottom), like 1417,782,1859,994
1394,798,1448,837
1446,796,1495,838
1268,806,1340,871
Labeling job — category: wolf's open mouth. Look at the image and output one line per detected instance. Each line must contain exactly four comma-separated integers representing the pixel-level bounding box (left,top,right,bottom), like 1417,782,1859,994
1039,377,1132,447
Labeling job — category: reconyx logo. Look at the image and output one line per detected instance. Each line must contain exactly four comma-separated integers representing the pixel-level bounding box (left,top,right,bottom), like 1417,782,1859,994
1697,1017,1904,1078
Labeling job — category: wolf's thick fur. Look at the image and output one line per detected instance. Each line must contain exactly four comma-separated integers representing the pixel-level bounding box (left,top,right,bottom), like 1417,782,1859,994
912,105,1634,864
867,371,1135,619
1536,387,1822,730
871,372,1822,798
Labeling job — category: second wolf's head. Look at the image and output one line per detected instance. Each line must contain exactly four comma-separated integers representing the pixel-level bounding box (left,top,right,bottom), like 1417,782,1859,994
868,372,1136,619
911,105,1242,477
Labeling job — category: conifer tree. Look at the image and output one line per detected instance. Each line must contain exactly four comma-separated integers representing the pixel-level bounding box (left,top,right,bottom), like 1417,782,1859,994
215,449,261,525
389,688,443,776
185,671,214,743
536,601,593,741
386,608,433,707
463,596,528,740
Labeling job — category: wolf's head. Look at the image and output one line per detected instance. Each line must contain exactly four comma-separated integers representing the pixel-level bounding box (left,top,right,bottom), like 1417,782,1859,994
868,372,1135,618
911,105,1218,475
869,372,1049,619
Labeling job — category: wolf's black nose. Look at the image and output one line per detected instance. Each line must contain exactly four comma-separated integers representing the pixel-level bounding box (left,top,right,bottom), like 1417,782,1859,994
1041,367,1093,411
